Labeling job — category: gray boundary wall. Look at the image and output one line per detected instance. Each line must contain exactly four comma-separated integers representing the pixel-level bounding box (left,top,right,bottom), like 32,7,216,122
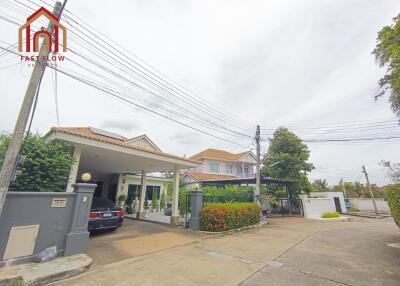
0,183,95,265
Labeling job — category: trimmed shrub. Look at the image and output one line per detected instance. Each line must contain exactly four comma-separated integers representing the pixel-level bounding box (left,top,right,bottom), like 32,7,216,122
200,202,261,232
321,211,341,218
386,185,400,227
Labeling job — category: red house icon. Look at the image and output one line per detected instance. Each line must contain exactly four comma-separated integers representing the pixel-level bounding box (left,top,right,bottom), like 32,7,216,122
18,7,67,53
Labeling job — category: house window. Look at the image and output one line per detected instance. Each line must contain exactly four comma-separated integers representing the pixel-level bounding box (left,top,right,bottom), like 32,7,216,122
128,184,140,200
127,184,160,201
210,163,219,173
145,185,160,201
226,164,233,174
244,167,249,177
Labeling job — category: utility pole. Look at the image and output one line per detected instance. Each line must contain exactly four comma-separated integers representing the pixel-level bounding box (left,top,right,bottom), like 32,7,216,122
341,177,347,198
361,165,378,216
0,1,66,217
255,125,261,203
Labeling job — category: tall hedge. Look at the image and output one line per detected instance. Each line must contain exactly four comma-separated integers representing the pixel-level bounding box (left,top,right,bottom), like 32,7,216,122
200,202,261,232
386,185,400,227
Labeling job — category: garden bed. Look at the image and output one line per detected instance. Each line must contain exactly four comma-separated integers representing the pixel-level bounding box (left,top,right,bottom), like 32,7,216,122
200,202,261,232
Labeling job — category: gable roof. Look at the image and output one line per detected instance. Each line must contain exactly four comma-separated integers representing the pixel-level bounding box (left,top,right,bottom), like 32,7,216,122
183,171,239,181
126,134,162,152
47,127,199,165
188,148,256,162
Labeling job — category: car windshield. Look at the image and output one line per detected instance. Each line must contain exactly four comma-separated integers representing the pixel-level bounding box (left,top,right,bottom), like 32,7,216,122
91,198,115,208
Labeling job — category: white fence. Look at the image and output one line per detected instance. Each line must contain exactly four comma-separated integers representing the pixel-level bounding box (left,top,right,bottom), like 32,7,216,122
349,198,390,213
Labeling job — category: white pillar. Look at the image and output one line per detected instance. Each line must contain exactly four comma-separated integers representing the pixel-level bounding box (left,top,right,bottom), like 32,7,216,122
137,170,147,218
170,165,180,225
66,145,81,192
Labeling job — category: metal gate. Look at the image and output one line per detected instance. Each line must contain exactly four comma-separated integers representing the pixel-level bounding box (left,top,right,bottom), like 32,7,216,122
265,198,304,217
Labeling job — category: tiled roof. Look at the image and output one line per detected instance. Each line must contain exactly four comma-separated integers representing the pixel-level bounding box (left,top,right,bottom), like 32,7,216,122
48,127,199,164
188,148,255,162
183,171,239,181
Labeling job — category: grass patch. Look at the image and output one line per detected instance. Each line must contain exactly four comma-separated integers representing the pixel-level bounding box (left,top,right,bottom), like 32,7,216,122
321,211,341,218
347,207,360,212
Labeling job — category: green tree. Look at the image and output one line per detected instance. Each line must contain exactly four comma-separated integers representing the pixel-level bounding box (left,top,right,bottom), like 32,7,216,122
312,179,329,192
373,14,400,117
262,127,314,197
381,160,400,184
0,133,74,192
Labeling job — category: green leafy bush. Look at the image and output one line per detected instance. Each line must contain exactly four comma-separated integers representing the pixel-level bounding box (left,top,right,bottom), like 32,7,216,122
200,202,261,232
160,192,166,209
321,211,341,218
152,191,159,210
202,185,253,197
0,133,74,192
386,185,400,227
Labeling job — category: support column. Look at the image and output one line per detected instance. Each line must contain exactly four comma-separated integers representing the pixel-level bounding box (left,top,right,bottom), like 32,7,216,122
170,165,180,225
66,145,81,192
137,170,147,218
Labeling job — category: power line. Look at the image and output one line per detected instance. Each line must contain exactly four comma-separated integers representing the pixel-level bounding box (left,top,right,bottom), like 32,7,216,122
26,0,258,134
44,62,253,148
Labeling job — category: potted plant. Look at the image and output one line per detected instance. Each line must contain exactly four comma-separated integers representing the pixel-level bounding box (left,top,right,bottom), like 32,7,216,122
117,194,127,208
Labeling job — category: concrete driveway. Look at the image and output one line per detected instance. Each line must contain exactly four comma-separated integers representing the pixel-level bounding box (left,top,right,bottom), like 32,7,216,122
87,219,205,268
52,217,400,286
242,217,400,286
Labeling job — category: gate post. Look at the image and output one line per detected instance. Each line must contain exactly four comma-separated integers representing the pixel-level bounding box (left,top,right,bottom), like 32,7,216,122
64,183,95,256
189,190,203,230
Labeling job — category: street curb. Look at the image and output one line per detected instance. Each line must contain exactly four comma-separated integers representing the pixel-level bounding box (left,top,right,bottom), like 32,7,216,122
0,254,92,286
199,222,269,235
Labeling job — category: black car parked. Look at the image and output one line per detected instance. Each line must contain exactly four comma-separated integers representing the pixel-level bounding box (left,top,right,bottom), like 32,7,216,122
88,197,124,231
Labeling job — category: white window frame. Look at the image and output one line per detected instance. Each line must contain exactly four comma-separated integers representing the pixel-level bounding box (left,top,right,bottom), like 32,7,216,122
226,164,233,174
210,162,219,173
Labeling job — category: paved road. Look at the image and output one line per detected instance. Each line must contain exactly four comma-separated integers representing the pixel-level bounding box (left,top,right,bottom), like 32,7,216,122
52,217,400,286
242,217,400,286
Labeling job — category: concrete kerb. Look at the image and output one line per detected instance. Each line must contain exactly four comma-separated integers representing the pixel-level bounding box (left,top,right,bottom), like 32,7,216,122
0,254,92,286
199,222,270,236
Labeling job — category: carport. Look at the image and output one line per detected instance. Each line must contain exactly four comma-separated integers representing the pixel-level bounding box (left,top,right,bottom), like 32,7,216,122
46,127,199,225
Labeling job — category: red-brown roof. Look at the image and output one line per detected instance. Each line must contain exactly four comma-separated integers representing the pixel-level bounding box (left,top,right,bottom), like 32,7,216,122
48,127,199,164
189,148,255,162
183,171,238,181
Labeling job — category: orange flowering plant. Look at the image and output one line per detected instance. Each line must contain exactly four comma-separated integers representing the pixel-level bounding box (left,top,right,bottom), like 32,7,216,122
200,202,261,232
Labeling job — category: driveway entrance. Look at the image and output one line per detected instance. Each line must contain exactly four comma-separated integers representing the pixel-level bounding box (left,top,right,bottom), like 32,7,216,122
88,219,204,268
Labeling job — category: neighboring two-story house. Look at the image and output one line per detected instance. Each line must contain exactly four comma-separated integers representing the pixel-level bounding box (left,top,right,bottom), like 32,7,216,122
181,148,257,189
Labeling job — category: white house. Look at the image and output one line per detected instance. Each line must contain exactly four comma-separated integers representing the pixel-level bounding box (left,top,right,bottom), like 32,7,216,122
182,148,257,189
46,127,199,224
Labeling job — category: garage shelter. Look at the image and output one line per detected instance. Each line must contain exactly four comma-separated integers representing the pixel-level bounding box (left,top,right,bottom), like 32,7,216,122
46,127,199,224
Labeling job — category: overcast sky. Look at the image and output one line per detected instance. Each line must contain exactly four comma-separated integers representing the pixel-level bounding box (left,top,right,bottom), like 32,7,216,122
1,0,400,186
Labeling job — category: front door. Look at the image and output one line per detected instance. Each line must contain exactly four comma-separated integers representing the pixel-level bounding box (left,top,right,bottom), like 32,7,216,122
108,184,117,202
334,197,342,213
93,181,104,198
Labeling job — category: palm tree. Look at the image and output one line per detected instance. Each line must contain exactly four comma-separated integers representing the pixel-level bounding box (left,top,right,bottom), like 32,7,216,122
312,179,329,192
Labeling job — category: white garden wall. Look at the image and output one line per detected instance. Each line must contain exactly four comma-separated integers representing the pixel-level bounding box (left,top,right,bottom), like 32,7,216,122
301,197,336,219
310,192,347,213
349,198,390,213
